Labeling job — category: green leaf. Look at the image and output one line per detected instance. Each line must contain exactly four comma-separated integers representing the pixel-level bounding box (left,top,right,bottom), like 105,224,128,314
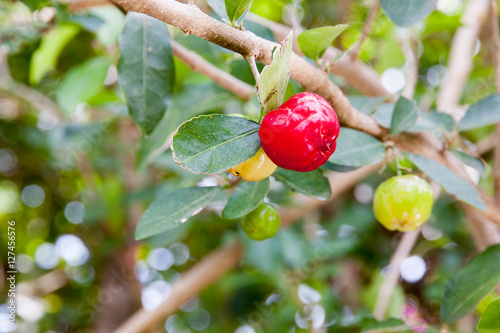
171,115,261,174
258,32,293,113
273,168,331,201
360,317,407,332
56,56,111,114
297,25,348,60
441,244,500,324
478,298,500,333
30,24,80,85
404,152,486,211
222,179,270,219
328,128,386,167
390,96,420,135
451,150,485,178
118,12,175,135
408,110,454,134
348,95,386,115
458,95,500,131
374,103,395,128
225,0,253,24
137,84,235,169
207,0,230,21
135,186,220,240
380,0,438,27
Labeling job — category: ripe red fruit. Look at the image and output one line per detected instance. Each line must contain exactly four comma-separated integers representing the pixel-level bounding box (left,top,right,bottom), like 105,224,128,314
258,92,340,172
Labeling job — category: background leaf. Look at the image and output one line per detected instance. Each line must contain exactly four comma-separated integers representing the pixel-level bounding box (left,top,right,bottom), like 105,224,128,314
118,12,175,134
56,56,111,113
273,168,331,201
441,245,500,324
171,115,261,174
457,94,500,131
328,128,386,167
348,95,386,115
135,186,220,240
258,32,293,113
404,152,486,211
30,24,80,85
451,150,485,178
297,25,348,60
477,298,500,333
390,96,420,135
222,179,270,219
380,0,438,27
225,0,253,24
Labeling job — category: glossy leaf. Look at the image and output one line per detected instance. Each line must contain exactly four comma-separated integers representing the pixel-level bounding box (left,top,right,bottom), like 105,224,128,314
478,298,500,333
56,56,111,114
458,95,500,131
259,32,293,114
118,12,175,134
380,0,438,27
273,168,331,201
404,152,486,211
225,0,253,24
135,186,220,240
408,110,454,133
390,96,420,135
137,84,235,169
207,0,229,21
348,95,386,115
171,115,261,174
441,245,500,324
297,25,348,60
451,150,485,177
328,128,386,167
30,24,80,85
222,179,270,219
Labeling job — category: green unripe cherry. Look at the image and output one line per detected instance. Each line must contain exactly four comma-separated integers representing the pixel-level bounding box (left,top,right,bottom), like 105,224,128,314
241,203,280,241
373,175,434,232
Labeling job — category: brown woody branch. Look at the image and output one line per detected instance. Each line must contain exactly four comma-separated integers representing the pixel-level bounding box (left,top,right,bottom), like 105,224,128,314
172,40,254,100
246,13,390,97
437,0,491,120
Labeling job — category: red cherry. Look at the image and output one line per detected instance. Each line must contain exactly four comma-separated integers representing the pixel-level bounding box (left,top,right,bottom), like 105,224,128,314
258,92,340,172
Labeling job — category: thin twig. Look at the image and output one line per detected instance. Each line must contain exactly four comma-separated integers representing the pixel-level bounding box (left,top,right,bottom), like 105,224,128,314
437,0,491,120
490,0,500,205
245,54,260,84
172,40,254,100
399,31,418,100
349,0,380,61
373,229,421,320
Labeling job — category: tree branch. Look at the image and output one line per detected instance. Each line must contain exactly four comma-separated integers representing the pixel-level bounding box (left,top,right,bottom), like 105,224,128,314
349,0,380,61
172,40,254,100
373,229,421,320
399,31,418,100
246,13,390,97
437,0,491,120
112,164,382,333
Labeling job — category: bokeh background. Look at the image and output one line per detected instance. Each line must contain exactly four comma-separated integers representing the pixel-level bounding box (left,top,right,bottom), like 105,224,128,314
0,0,498,332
